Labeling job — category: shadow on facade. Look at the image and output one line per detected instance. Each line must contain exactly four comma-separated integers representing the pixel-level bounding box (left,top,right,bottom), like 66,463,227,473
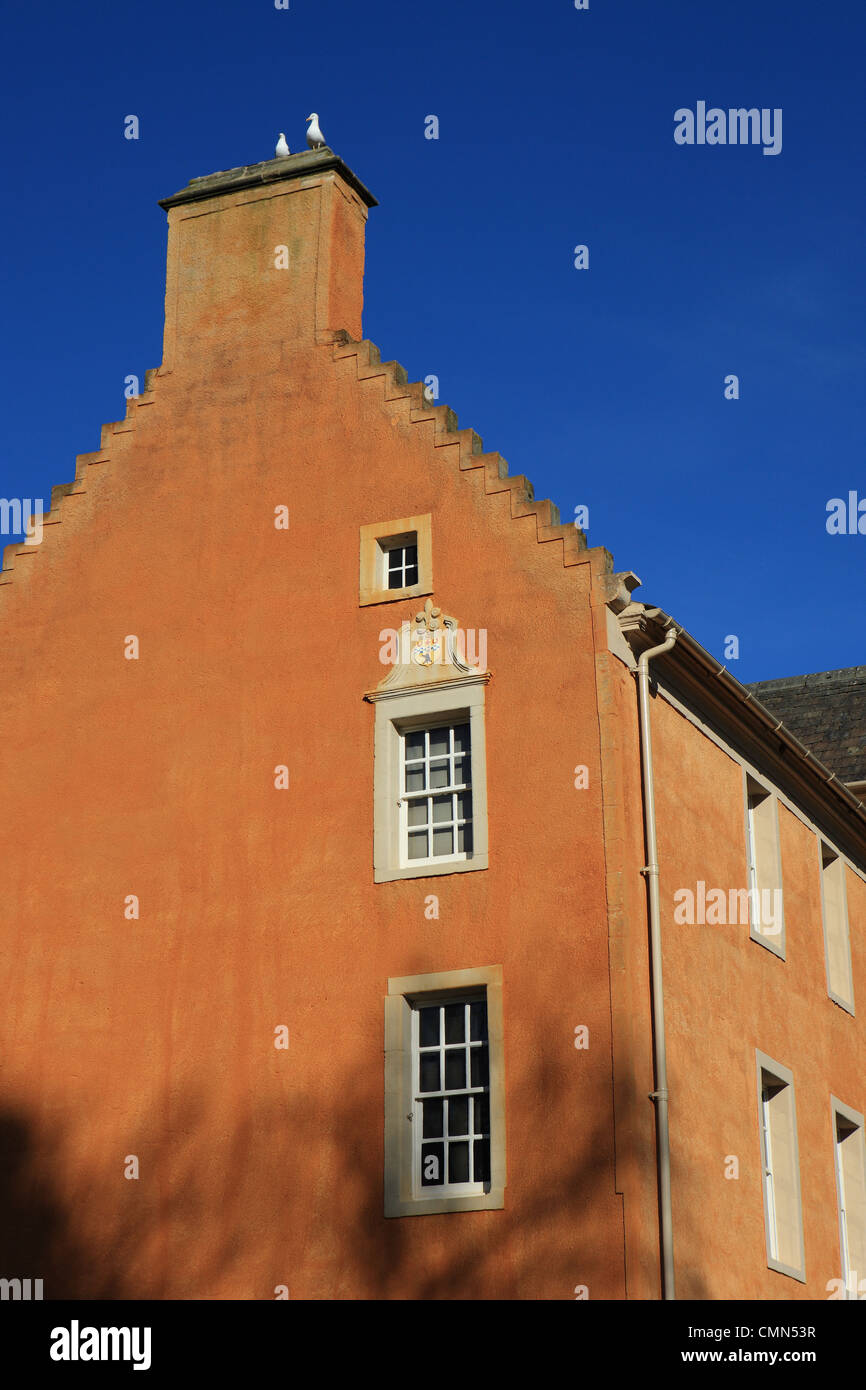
0,1059,708,1300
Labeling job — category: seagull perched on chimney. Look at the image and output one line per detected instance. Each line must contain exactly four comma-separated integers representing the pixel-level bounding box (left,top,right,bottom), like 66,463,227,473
305,113,326,149
275,133,290,158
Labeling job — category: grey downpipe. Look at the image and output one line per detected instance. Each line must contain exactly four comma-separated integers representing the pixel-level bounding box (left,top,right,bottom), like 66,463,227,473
637,626,678,1300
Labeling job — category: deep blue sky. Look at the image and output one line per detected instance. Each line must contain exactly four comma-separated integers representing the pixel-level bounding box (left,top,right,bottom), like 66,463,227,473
1,0,863,679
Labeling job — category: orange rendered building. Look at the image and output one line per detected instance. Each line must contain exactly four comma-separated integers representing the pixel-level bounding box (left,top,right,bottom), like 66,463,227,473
0,149,863,1301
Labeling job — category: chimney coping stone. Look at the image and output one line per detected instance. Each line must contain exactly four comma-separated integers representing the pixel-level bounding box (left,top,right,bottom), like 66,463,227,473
158,148,378,211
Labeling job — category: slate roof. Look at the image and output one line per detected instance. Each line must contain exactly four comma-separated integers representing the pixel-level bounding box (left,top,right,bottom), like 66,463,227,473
746,666,866,785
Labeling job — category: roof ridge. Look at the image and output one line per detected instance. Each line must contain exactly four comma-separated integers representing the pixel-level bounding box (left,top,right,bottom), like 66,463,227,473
747,665,866,689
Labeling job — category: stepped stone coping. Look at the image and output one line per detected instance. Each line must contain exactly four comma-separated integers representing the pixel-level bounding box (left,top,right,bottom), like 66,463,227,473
332,332,592,562
1,331,602,587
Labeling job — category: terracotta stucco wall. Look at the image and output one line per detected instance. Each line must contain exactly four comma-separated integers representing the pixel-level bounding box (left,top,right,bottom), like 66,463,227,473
0,165,627,1299
647,688,866,1300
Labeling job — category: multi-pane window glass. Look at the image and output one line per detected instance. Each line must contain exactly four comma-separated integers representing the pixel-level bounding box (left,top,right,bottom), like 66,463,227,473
403,723,472,861
414,997,490,1191
385,541,419,590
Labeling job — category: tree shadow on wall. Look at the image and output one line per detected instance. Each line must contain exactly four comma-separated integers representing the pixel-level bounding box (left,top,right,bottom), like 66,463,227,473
0,1059,710,1301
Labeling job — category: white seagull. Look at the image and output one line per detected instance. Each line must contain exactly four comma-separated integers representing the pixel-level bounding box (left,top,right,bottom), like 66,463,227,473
275,133,290,158
305,113,326,150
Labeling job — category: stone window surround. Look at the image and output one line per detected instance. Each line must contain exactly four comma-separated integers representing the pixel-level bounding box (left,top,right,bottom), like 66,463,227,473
384,965,505,1218
755,1050,806,1283
369,675,489,884
743,769,787,960
359,513,433,607
830,1094,866,1298
819,843,855,1016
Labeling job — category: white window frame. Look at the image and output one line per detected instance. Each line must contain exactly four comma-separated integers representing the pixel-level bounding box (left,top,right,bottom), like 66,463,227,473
831,1096,866,1300
370,676,489,883
399,718,473,870
410,991,490,1200
755,1051,805,1282
743,771,786,959
760,1080,780,1261
381,534,419,592
384,965,505,1218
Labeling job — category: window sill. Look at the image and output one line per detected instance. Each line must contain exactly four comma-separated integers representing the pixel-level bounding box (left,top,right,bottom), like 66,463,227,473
749,924,786,960
375,853,488,884
386,1188,505,1219
827,990,855,1017
360,580,433,608
766,1257,806,1284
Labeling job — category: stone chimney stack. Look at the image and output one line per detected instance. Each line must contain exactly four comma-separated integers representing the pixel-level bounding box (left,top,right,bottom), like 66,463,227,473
157,149,377,381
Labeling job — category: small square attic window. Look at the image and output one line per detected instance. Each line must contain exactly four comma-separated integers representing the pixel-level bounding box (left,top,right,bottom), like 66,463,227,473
359,513,433,606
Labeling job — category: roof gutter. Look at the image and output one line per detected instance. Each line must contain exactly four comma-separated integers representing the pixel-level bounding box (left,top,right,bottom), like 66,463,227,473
620,607,866,845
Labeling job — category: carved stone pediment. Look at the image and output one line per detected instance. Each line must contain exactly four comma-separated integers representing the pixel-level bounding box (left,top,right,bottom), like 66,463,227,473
373,597,489,692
